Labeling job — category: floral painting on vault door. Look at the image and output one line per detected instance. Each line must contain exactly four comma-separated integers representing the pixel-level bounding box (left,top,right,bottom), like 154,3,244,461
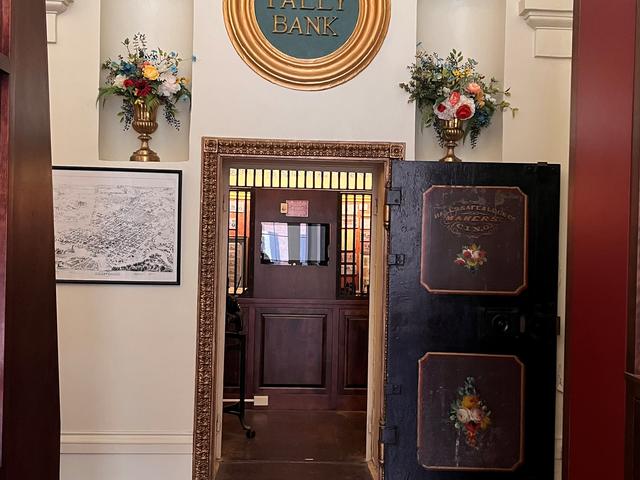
421,185,528,295
417,353,524,471
450,376,492,448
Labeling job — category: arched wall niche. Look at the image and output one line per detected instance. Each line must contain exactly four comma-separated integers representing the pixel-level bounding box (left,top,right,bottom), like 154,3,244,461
98,0,194,162
415,0,507,163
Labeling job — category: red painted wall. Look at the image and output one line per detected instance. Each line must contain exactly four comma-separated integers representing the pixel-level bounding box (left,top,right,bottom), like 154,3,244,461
565,0,636,478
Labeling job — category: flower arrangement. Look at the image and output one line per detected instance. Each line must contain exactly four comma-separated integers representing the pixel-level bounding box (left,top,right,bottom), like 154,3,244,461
400,50,516,148
98,33,191,130
449,377,492,449
454,244,487,272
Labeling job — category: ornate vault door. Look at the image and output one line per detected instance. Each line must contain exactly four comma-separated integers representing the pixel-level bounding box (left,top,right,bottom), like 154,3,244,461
383,162,559,479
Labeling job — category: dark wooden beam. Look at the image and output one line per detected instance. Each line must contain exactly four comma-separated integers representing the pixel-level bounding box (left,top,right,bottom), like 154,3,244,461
0,0,60,478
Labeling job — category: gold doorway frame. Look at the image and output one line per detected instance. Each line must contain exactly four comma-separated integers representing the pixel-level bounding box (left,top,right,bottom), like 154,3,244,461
193,137,404,480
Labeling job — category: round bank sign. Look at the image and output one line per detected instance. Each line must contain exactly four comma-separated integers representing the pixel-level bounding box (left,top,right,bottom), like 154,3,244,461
223,0,390,90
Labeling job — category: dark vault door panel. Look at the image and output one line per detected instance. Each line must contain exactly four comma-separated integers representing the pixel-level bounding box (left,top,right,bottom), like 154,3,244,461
417,353,524,471
384,161,559,480
421,185,528,295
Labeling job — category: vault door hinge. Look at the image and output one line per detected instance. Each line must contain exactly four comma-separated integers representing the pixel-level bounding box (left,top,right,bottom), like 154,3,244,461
385,188,401,206
379,424,397,446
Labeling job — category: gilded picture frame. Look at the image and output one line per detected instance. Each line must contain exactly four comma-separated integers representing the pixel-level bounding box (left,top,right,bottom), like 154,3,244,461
223,0,391,90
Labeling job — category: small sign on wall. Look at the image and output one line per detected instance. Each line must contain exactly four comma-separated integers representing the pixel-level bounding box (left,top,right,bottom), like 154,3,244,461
281,200,309,217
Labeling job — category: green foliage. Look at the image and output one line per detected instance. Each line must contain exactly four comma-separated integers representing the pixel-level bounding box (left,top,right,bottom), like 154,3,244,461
400,50,517,148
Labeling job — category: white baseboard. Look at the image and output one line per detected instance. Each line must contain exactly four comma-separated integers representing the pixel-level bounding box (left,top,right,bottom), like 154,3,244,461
61,432,193,455
60,433,563,459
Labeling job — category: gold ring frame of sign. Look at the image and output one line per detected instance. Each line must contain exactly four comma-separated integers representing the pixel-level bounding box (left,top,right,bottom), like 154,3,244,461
193,137,405,480
223,0,391,91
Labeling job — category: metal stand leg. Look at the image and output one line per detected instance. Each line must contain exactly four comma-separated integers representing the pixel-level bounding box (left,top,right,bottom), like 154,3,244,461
223,332,255,439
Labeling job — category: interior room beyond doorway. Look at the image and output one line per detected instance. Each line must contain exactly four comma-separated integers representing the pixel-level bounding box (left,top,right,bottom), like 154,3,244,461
218,163,379,479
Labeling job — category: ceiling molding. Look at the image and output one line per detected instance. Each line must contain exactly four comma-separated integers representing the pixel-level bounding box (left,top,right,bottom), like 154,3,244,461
519,0,573,59
46,0,74,44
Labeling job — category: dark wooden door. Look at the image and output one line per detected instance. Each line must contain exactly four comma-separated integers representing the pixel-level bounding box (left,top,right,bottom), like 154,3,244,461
0,0,60,478
253,189,339,299
384,162,559,479
224,188,369,410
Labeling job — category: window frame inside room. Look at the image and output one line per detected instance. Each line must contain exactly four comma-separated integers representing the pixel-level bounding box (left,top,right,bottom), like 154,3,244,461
226,166,375,299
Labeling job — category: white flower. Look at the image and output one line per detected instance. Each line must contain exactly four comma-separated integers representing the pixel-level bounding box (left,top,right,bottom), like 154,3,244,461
470,408,483,422
458,94,475,109
159,72,177,83
113,74,127,89
156,60,170,74
158,73,181,97
456,408,471,424
434,100,455,120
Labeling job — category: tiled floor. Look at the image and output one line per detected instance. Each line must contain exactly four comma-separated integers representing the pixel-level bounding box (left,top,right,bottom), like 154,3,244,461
218,410,371,480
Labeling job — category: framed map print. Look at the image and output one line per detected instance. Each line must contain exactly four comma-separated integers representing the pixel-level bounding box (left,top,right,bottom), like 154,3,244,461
52,167,182,284
417,352,525,472
421,185,528,295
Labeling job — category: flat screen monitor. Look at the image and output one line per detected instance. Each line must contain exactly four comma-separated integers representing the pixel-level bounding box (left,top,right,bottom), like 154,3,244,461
260,222,329,266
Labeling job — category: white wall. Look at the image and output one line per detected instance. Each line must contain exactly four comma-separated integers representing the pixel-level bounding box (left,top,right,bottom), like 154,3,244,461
415,0,507,162
48,1,417,479
49,0,570,477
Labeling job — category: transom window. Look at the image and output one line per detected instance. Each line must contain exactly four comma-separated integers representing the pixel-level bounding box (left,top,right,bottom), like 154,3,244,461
227,167,373,298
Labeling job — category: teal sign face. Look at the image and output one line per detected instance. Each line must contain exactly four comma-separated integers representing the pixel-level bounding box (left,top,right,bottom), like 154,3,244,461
254,0,360,59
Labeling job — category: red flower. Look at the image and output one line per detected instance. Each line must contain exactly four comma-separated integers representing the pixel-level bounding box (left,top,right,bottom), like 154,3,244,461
449,91,461,106
465,422,477,433
437,103,447,113
123,79,134,88
456,104,473,120
134,79,152,97
455,258,466,266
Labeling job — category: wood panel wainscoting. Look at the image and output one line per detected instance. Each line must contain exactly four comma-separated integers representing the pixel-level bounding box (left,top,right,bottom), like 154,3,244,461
225,298,368,411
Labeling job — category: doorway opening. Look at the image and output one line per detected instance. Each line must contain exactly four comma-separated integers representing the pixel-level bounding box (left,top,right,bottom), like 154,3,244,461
193,137,405,480
219,164,375,478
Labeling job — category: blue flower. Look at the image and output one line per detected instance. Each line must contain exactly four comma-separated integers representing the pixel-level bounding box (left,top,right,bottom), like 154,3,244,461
120,62,137,76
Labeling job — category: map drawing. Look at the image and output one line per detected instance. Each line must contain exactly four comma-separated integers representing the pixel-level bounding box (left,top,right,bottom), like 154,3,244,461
52,169,181,283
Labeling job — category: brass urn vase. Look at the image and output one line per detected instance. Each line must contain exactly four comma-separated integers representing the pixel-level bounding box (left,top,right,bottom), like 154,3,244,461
439,118,465,163
130,102,160,162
